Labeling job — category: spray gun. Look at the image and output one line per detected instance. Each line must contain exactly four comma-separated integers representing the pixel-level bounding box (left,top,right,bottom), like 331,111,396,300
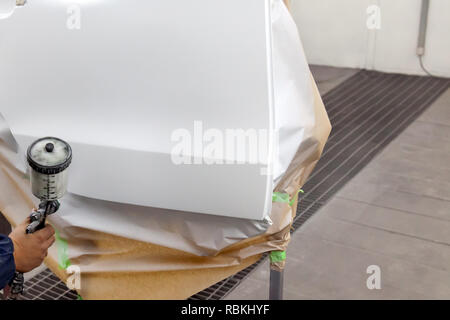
7,137,72,300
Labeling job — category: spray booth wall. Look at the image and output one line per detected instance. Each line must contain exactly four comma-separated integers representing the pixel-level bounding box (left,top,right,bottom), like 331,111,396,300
290,0,450,77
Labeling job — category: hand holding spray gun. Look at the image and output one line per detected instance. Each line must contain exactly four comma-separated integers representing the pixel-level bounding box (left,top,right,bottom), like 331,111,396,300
6,137,72,300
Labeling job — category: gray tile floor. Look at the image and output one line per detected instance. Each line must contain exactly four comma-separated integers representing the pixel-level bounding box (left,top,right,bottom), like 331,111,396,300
225,66,450,300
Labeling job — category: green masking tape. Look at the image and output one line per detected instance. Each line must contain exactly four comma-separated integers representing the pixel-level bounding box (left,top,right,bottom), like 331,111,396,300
272,189,304,206
270,251,286,263
289,189,304,206
272,192,291,204
54,228,71,270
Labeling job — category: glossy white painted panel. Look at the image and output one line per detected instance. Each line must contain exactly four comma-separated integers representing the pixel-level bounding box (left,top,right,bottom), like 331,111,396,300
0,0,275,220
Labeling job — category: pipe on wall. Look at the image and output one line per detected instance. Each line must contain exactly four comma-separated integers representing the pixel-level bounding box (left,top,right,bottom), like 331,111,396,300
417,0,430,56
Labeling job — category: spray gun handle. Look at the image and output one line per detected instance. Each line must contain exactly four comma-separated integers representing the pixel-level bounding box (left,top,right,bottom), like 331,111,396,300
26,210,46,234
26,200,60,234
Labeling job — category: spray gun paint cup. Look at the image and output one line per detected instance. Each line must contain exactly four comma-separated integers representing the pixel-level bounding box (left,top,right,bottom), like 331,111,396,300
27,137,72,201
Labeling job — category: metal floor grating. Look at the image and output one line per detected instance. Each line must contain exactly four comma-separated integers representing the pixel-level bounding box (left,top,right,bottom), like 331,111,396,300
18,269,78,300
20,71,449,300
190,70,450,300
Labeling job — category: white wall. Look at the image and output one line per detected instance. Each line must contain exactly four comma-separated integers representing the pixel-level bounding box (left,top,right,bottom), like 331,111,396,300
291,0,450,77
